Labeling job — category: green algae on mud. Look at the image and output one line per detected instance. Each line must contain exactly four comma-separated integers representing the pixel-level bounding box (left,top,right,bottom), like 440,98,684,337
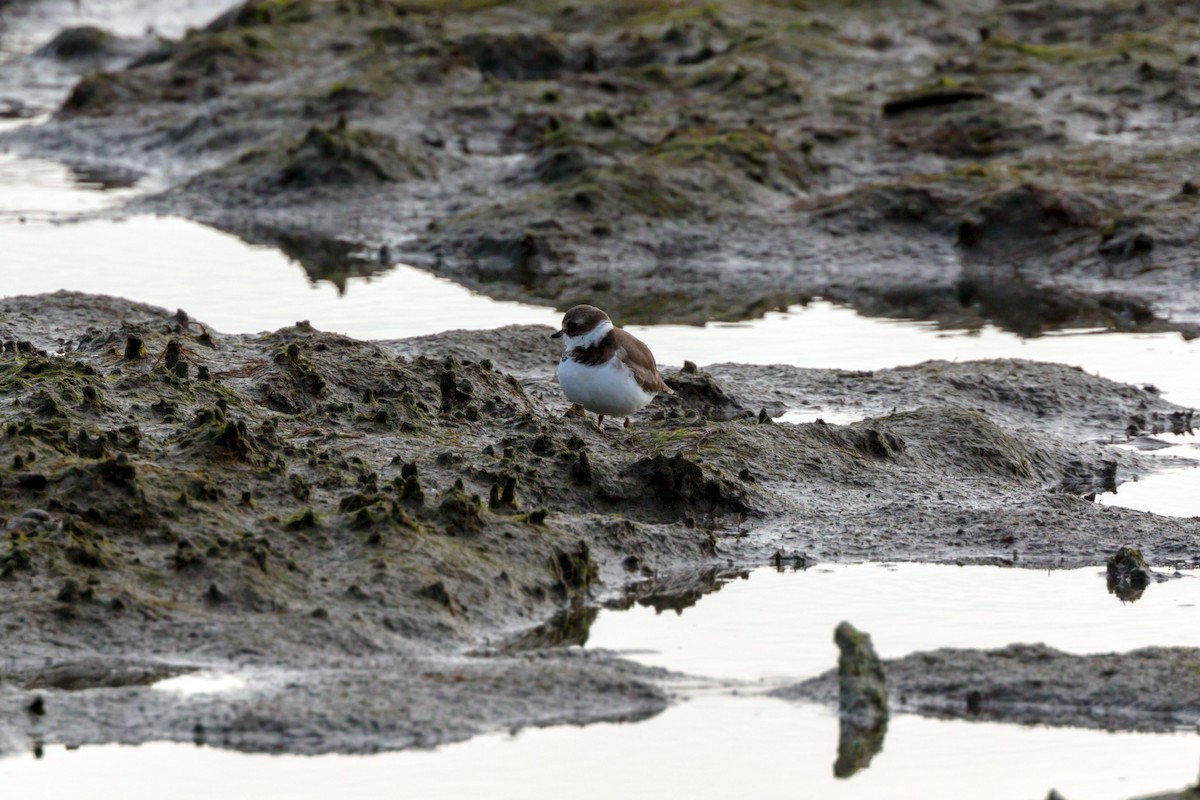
10,0,1200,332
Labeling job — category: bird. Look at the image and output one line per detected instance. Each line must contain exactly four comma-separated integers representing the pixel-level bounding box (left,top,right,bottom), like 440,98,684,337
550,304,672,430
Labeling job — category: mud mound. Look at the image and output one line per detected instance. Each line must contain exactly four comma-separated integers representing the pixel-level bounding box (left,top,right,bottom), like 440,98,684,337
779,642,1200,733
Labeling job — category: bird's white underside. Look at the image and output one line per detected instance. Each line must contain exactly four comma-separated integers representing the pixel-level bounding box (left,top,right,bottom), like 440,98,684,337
557,354,653,417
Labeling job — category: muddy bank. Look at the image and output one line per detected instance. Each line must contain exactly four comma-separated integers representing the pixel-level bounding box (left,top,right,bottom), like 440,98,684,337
5,0,1200,333
1,291,1198,753
779,640,1200,734
0,650,666,755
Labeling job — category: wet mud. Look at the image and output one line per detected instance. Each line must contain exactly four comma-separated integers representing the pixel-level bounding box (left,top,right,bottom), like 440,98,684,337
780,640,1200,734
5,0,1200,333
1,292,1198,753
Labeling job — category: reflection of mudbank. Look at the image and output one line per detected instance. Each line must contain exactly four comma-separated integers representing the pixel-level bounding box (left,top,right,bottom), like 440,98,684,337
232,225,387,292
493,604,599,653
607,568,744,616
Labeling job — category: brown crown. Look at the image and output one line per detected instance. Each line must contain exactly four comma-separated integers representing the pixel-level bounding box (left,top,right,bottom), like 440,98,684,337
560,304,611,338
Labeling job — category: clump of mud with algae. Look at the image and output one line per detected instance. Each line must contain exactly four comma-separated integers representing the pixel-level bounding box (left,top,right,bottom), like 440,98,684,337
0,291,1198,754
7,0,1200,334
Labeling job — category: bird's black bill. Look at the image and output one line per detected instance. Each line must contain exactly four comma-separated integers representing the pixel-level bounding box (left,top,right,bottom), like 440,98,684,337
550,330,563,339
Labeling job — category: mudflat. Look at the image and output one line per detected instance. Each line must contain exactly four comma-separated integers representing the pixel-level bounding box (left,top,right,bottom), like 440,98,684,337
1,290,1196,752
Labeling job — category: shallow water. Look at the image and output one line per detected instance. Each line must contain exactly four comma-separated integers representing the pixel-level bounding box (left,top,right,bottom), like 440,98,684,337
3,566,1200,799
2,704,1198,800
587,564,1200,681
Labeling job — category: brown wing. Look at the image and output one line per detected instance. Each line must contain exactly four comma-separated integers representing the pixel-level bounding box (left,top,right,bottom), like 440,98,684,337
613,329,671,394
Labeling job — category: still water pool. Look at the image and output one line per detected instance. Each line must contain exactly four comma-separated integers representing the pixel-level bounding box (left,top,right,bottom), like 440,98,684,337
2,565,1199,799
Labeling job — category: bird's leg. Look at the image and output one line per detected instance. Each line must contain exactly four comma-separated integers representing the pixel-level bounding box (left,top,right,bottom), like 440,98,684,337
595,414,605,432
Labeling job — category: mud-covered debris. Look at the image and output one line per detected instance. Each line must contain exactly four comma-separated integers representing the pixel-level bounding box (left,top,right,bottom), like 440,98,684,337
206,0,314,31
835,621,888,725
882,87,989,117
459,31,567,81
417,580,454,610
400,473,424,504
661,366,753,421
5,509,61,534
621,451,752,523
36,26,121,61
439,360,474,413
551,541,597,600
123,335,147,360
842,426,905,460
488,475,518,510
55,579,81,603
833,621,888,778
60,71,151,116
285,508,317,529
571,448,592,484
1106,545,1164,602
1100,229,1154,261
279,120,435,188
959,184,1097,260
213,419,255,460
438,488,483,534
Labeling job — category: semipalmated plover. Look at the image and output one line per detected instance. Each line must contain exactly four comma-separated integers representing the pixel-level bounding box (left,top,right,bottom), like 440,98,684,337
551,304,671,430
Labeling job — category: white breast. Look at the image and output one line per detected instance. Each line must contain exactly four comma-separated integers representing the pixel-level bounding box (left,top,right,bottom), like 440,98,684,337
558,355,653,417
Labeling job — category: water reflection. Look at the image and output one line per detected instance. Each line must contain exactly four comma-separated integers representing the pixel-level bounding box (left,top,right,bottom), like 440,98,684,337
67,162,141,190
265,228,387,293
493,604,599,653
835,717,887,779
604,568,745,616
